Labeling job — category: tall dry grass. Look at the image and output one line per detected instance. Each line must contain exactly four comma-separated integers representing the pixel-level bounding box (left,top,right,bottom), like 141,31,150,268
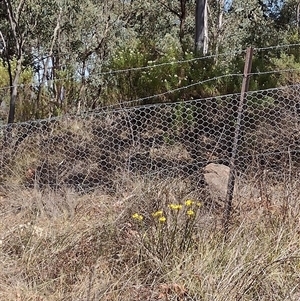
0,175,300,301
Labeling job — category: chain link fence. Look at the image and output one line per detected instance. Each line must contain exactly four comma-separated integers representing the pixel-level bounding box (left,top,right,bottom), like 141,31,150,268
0,84,300,201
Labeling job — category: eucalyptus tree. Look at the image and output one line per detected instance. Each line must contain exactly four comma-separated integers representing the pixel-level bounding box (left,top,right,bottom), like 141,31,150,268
0,0,33,123
0,0,127,120
195,0,208,54
1,0,299,121
0,0,66,122
33,0,137,114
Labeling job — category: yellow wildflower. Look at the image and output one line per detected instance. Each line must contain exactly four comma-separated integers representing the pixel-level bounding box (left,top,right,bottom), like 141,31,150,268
187,209,195,216
196,202,202,207
185,199,194,206
132,213,143,221
168,204,183,210
152,210,163,218
158,216,166,223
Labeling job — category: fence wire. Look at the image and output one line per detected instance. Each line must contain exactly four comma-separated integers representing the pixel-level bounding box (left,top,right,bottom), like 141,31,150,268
0,83,300,194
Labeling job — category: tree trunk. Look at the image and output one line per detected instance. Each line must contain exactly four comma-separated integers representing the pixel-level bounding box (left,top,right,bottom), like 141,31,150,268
215,0,224,59
36,9,61,118
195,0,208,55
179,0,187,54
297,1,300,35
7,55,22,123
4,0,26,123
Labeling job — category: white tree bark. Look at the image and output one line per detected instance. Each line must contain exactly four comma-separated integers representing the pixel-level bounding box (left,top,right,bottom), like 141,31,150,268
3,0,26,124
215,0,224,58
297,1,300,31
195,0,208,55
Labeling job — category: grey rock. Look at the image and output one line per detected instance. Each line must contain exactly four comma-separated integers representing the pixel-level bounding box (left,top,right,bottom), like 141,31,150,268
203,163,231,202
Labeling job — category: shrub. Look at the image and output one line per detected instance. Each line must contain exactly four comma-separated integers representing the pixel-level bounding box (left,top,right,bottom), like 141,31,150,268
131,199,202,261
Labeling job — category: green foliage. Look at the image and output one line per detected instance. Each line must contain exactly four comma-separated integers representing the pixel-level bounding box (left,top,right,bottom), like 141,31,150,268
0,59,33,87
102,41,192,105
271,53,300,85
1,0,300,122
103,39,246,106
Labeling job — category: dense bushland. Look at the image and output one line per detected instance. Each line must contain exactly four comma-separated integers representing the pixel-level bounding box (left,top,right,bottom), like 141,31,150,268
1,0,300,122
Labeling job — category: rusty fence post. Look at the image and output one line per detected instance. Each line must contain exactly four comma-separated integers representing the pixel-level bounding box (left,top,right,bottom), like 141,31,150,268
224,47,254,233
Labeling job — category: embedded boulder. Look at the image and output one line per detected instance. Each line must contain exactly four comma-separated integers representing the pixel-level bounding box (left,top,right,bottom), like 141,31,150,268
203,163,231,202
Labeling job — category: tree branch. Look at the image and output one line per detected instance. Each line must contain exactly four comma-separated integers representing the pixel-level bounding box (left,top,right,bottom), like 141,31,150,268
16,0,26,24
0,30,7,50
158,0,181,18
41,7,62,83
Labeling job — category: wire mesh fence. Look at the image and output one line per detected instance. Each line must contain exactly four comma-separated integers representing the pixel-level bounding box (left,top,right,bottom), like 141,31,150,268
1,83,300,199
2,43,300,130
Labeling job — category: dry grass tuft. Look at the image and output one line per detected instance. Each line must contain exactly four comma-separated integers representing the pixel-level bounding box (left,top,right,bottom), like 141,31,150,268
1,175,300,300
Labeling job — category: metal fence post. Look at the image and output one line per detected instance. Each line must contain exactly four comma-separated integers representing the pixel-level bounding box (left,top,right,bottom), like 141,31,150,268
224,47,254,233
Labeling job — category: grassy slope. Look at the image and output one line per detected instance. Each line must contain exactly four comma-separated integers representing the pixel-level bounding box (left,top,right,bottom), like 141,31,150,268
1,177,300,301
